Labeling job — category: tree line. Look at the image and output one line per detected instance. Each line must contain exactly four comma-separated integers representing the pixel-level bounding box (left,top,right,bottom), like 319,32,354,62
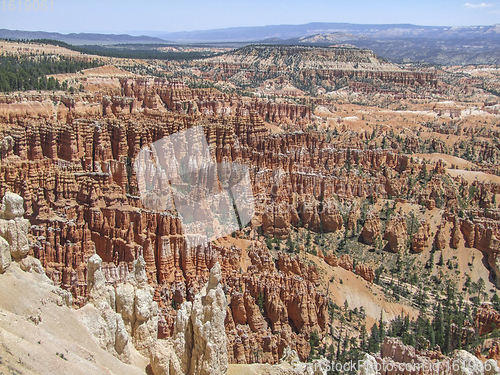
0,54,101,92
21,39,219,61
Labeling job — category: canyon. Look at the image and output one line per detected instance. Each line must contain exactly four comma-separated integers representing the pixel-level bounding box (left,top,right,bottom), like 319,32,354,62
1,40,500,373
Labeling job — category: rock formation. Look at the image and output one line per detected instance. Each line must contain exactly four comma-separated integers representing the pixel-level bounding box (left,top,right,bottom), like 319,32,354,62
199,45,438,88
80,253,158,362
383,214,408,252
411,220,431,253
0,236,9,273
4,43,500,372
361,211,380,245
0,192,36,273
476,304,500,336
450,350,485,375
0,192,30,260
324,250,338,267
339,254,353,271
356,264,375,283
378,337,450,375
150,262,227,375
359,353,379,375
80,254,132,363
434,224,447,250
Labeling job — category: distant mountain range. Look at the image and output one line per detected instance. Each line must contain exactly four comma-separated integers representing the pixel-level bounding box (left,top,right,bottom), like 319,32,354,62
0,29,168,45
154,22,500,42
153,22,500,64
4,23,500,45
2,22,500,65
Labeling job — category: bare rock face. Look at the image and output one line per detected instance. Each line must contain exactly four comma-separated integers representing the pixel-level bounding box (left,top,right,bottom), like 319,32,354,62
189,262,228,375
356,264,374,283
116,257,159,356
381,336,419,363
434,224,447,250
83,253,159,360
488,253,500,289
359,353,378,375
461,219,476,248
244,292,265,333
19,255,45,274
411,220,431,253
339,254,353,271
0,191,25,219
324,251,338,267
319,199,343,232
361,211,380,245
451,350,484,375
383,214,408,253
279,346,328,375
485,359,500,375
81,253,131,363
225,246,327,364
150,340,183,375
0,192,30,260
451,218,462,249
0,192,32,273
230,292,247,326
151,262,228,375
379,337,449,375
476,304,500,336
0,236,10,273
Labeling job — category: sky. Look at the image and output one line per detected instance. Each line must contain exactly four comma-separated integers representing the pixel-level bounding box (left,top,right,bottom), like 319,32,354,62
0,0,499,34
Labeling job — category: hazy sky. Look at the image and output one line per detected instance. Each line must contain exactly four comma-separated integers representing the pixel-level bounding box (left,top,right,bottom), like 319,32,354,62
1,0,499,34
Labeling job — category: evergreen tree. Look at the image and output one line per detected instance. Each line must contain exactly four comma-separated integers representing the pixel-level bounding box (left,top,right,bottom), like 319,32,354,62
444,314,452,354
433,304,445,349
368,323,380,353
427,319,435,348
360,325,367,351
493,293,500,312
379,311,385,343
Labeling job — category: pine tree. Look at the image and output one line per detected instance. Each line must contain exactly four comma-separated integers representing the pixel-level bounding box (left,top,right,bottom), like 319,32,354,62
444,314,452,354
427,319,435,348
368,323,380,353
378,311,385,343
360,325,367,351
433,304,445,350
493,293,500,312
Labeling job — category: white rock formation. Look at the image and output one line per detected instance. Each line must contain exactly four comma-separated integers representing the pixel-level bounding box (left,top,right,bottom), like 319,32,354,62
485,359,500,375
19,255,45,274
116,256,158,356
150,340,183,375
82,253,159,363
451,350,484,375
278,346,328,375
188,261,228,375
151,262,228,375
0,191,25,219
0,192,30,260
0,192,35,273
359,353,380,375
280,346,301,366
0,236,10,273
81,253,131,363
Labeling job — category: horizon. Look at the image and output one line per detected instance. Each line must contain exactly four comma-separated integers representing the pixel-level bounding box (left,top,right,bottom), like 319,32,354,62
3,21,500,40
1,0,500,35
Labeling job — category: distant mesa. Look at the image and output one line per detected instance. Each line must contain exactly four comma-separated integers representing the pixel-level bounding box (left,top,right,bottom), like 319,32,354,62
0,29,171,45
